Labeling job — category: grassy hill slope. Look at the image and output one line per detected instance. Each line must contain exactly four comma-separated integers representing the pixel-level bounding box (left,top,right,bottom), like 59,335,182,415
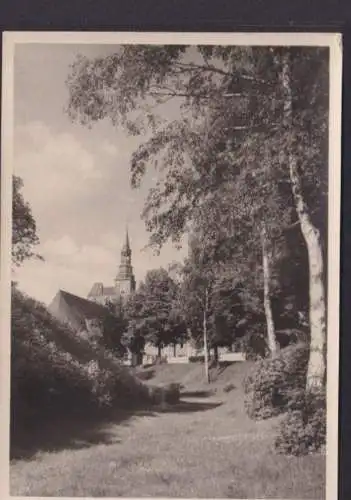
11,358,324,499
134,360,254,393
11,287,150,432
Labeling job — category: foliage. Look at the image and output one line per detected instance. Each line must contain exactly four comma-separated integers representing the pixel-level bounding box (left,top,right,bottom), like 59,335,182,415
179,235,250,352
148,382,181,405
188,355,206,363
243,343,309,419
124,267,186,352
275,389,326,455
12,175,43,267
121,319,146,356
223,382,235,393
100,299,127,357
236,330,269,360
67,45,329,385
67,46,327,249
11,288,151,430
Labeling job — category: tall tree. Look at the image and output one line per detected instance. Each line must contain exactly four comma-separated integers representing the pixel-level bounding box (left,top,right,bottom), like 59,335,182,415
67,45,328,375
124,268,185,357
100,298,127,357
180,235,214,381
280,51,328,390
12,176,42,267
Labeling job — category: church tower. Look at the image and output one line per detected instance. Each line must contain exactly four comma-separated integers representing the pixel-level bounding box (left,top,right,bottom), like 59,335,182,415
115,228,136,298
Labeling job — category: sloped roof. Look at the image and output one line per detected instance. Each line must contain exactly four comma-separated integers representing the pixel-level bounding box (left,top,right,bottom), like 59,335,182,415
88,282,104,297
48,290,109,331
88,283,118,298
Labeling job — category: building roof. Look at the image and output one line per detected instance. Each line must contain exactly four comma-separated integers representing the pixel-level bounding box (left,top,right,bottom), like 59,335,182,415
121,227,131,255
88,282,104,297
88,283,118,298
48,289,109,331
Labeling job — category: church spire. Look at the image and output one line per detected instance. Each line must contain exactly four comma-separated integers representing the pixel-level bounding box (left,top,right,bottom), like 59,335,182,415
115,226,136,295
125,226,130,252
121,226,131,257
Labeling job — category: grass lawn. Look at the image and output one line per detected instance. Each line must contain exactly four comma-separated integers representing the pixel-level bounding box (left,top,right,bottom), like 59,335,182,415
10,361,325,498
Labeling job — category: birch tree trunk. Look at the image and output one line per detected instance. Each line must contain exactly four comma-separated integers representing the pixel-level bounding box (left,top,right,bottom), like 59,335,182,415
282,55,326,391
261,225,277,356
203,287,210,383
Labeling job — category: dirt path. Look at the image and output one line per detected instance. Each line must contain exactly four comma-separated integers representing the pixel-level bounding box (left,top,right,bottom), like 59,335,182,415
10,390,325,498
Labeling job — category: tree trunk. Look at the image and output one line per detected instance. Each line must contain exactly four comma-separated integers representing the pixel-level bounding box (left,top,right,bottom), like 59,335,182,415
158,344,162,358
282,55,326,391
213,345,219,365
203,287,210,383
261,225,277,356
132,352,142,367
289,160,326,390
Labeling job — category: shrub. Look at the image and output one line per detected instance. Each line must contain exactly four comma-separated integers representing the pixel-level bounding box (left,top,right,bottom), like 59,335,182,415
275,389,326,455
164,383,181,403
11,288,151,431
236,331,268,360
189,355,205,363
223,382,235,393
148,383,180,405
275,328,308,349
243,343,309,420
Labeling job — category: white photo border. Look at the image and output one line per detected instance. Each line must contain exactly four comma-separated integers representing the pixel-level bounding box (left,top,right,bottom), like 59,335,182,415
1,31,342,500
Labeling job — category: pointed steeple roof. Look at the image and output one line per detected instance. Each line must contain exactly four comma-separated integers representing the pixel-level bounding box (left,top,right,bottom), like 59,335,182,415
121,225,131,256
125,226,130,251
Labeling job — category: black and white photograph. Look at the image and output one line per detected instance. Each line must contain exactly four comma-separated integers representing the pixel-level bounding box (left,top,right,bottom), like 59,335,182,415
1,32,341,499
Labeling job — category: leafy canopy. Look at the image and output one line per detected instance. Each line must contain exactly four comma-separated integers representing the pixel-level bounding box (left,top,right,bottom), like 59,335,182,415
67,46,328,254
124,267,186,349
12,175,42,267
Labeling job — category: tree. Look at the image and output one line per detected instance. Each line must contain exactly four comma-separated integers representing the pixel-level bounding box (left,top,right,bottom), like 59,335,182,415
280,51,328,390
124,268,185,358
179,235,213,381
99,299,127,357
66,46,295,357
12,175,42,267
121,319,145,366
67,45,328,381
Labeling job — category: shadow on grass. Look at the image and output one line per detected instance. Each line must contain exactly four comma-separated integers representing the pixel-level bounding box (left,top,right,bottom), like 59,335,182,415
11,399,221,461
216,361,240,377
10,407,152,462
163,400,223,413
134,369,155,381
181,390,216,398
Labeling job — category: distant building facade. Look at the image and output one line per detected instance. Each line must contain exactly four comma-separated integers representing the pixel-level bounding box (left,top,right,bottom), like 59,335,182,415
88,229,136,305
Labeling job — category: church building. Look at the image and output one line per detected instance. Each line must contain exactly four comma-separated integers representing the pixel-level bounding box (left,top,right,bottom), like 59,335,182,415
88,229,136,305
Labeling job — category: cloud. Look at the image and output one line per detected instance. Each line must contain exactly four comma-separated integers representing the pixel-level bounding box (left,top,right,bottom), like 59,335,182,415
14,232,188,305
101,140,118,156
12,121,188,305
14,121,102,215
13,259,93,306
14,234,117,304
42,235,116,267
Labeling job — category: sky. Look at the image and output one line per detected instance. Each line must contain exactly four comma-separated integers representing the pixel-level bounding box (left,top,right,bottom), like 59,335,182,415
13,43,188,305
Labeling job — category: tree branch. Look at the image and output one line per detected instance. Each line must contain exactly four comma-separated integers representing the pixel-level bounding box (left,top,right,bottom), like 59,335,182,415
174,62,267,84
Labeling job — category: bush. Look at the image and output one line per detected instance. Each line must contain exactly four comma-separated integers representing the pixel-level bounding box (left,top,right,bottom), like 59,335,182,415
189,355,202,363
275,389,326,455
243,343,309,420
236,331,268,360
148,383,181,405
223,382,235,393
11,288,151,431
